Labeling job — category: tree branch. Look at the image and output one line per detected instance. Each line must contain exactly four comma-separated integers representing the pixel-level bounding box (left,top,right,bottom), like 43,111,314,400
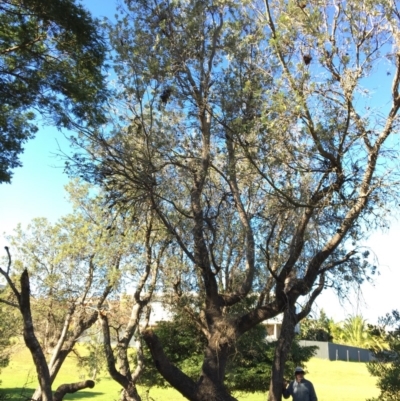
296,274,325,321
0,247,21,302
143,329,198,400
0,298,19,308
99,312,130,388
53,380,95,401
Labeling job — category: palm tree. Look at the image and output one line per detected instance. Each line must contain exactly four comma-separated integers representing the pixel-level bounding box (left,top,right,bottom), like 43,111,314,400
340,315,370,348
338,315,387,351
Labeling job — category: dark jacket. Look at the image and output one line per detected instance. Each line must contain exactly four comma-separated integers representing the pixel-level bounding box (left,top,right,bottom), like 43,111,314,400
283,378,318,401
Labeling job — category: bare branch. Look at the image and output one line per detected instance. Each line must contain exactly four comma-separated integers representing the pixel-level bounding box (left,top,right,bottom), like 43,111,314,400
0,298,18,308
53,380,95,401
0,247,21,302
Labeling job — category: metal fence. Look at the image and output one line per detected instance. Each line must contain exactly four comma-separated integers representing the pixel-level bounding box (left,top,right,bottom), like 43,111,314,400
299,340,374,362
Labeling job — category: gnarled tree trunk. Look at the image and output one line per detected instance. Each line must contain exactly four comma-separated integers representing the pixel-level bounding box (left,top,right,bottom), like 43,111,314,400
144,330,237,401
3,269,105,401
19,270,53,401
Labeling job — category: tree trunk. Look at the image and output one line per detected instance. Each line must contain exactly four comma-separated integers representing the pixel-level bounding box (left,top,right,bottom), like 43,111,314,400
31,310,99,401
143,330,237,401
53,380,95,401
119,384,142,401
268,305,298,401
19,270,53,401
100,313,143,401
196,342,237,401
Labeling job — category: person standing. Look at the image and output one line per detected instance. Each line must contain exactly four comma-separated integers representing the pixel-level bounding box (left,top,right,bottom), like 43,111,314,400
282,366,318,401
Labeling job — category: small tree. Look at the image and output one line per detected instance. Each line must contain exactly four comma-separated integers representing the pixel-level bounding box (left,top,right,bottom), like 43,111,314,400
0,251,97,401
0,182,133,401
367,311,400,401
299,310,333,342
339,315,371,348
99,212,170,401
0,286,21,381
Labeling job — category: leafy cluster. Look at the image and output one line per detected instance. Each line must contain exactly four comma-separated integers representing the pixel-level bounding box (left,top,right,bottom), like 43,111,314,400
367,311,400,401
141,312,316,393
299,310,333,342
0,289,21,381
0,0,108,183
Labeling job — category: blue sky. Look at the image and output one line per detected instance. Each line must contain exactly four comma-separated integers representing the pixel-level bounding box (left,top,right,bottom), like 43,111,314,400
0,0,399,324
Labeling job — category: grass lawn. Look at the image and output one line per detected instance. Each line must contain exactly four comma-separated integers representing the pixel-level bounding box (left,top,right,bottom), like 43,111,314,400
0,343,379,401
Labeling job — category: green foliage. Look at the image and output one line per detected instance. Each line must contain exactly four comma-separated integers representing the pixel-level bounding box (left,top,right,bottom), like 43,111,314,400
367,311,400,401
76,333,107,381
340,315,370,348
335,315,384,349
0,305,12,372
300,312,388,349
0,286,21,382
141,314,316,393
299,310,333,342
141,313,207,387
0,0,108,183
226,324,272,392
226,327,317,392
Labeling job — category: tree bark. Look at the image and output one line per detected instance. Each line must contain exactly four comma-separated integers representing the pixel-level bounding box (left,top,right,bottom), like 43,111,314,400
2,268,97,401
268,305,298,401
31,309,99,401
100,312,143,401
19,270,53,401
53,380,95,401
143,330,237,401
119,384,142,401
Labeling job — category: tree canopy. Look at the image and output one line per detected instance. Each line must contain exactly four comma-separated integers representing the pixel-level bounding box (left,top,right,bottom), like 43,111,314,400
0,181,137,401
0,0,108,183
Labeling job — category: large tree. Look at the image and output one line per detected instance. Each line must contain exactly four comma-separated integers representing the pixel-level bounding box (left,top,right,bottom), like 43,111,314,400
0,0,108,183
71,0,400,400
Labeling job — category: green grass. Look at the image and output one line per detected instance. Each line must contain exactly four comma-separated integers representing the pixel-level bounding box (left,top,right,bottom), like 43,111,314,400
0,343,380,401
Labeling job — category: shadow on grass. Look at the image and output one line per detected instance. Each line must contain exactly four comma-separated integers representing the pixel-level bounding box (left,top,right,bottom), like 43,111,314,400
0,389,105,400
0,387,35,400
62,391,105,400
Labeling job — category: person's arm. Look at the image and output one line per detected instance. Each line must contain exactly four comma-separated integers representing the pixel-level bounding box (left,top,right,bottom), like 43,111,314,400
282,381,293,399
308,381,317,401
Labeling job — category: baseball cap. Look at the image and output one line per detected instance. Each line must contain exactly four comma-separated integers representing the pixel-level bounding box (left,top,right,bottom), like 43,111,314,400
294,367,305,374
